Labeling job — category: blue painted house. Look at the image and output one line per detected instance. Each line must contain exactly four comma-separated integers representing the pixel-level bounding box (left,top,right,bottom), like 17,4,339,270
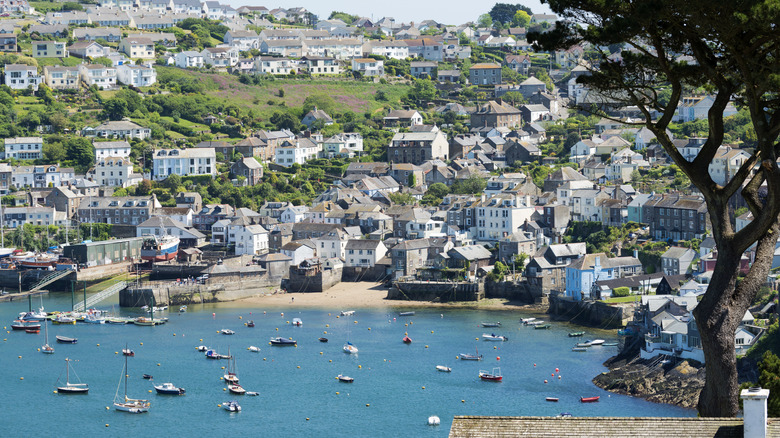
565,252,643,300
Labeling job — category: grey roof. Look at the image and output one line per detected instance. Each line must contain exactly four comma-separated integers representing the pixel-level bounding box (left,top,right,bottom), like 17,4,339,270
548,243,586,259
345,239,382,250
449,245,492,261
662,246,696,260
449,416,775,437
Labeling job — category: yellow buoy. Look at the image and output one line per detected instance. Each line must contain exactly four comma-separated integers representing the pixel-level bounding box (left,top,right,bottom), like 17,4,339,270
425,345,429,349
140,342,143,345
354,321,357,324
20,377,24,380
366,404,370,407
297,366,300,369
475,338,479,340
367,328,371,331
286,321,290,324
431,331,434,333
320,352,323,355
268,342,272,345
329,360,332,363
173,333,176,336
223,388,226,391
306,418,309,421
106,407,110,410
157,363,160,366
217,404,221,407
336,392,339,395
221,366,225,369
325,324,329,327
462,400,465,403
336,315,339,318
37,348,40,352
263,358,267,361
105,424,109,428
239,316,242,319
276,328,278,331
200,339,203,342
216,331,220,333
422,386,425,389
115,352,118,354
358,365,362,369
148,390,152,393
18,355,22,359
96,344,100,346
324,331,327,334
494,346,497,349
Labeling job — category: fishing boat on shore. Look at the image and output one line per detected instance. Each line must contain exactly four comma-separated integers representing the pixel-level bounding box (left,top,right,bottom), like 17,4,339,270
56,358,88,394
113,351,150,413
436,365,452,372
270,337,297,346
222,401,241,412
56,335,77,344
18,253,58,270
568,331,585,337
479,367,502,382
140,235,179,262
154,382,185,395
580,396,600,403
481,322,501,327
482,333,508,341
337,374,353,383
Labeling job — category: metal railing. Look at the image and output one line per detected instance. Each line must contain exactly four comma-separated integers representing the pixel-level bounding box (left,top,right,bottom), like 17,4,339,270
73,281,127,312
28,269,74,292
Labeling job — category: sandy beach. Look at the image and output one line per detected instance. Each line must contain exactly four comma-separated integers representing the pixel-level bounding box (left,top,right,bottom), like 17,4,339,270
223,281,546,314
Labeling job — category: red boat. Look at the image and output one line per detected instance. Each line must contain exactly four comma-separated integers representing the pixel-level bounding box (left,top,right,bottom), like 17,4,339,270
580,396,600,403
25,328,40,334
479,368,503,382
402,336,412,344
122,348,135,357
247,321,255,327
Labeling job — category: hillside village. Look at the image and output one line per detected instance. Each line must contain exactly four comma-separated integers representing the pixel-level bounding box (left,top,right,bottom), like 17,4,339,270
0,1,774,369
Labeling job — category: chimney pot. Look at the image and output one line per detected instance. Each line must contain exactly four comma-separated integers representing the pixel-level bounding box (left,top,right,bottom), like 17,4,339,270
741,387,769,438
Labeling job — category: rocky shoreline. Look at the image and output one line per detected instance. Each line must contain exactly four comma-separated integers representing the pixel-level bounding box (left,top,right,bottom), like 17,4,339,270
593,355,705,409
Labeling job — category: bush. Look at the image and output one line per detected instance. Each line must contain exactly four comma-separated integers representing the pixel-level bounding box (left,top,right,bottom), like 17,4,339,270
612,287,630,297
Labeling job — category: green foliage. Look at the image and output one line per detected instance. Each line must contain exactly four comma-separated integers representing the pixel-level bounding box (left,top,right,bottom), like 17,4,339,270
80,223,113,241
328,11,358,23
740,351,780,416
450,176,487,194
512,10,531,27
426,183,449,199
613,287,630,297
478,13,493,28
270,111,302,131
389,192,416,205
489,3,532,24
404,79,438,104
488,261,508,282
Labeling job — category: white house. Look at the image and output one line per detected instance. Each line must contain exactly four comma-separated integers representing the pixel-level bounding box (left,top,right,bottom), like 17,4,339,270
2,206,58,228
312,228,349,259
153,148,216,180
116,63,157,87
11,164,74,188
675,95,738,123
136,216,206,248
201,46,239,68
87,157,137,188
4,64,40,91
78,63,117,89
43,65,80,90
223,30,258,50
93,140,131,160
351,57,383,77
174,50,204,68
118,37,155,60
274,138,319,167
3,137,43,160
345,239,387,268
280,205,308,223
473,194,536,241
254,56,293,75
86,120,150,139
232,224,269,255
363,40,409,59
708,146,752,186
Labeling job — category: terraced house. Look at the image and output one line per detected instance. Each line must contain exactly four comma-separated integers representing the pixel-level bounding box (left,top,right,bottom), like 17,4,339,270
119,37,155,60
77,196,160,225
643,193,709,243
33,40,67,58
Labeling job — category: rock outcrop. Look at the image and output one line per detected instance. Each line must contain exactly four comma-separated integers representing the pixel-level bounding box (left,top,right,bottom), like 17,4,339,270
593,358,705,408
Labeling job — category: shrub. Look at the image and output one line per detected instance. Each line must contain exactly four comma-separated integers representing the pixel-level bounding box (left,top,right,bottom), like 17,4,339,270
612,287,630,297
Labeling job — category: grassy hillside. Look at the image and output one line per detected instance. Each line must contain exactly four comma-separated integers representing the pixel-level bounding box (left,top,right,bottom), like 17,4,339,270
154,67,411,119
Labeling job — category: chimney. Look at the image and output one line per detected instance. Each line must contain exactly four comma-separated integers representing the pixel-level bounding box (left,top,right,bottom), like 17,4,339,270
496,98,503,105
741,387,769,438
633,249,638,259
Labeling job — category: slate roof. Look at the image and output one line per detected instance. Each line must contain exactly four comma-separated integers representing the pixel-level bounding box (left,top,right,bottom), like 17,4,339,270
448,415,779,438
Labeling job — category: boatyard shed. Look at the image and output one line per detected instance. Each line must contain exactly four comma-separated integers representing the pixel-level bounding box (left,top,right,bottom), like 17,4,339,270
63,237,143,267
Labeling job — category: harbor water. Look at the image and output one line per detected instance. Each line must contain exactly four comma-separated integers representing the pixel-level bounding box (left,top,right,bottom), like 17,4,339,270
2,293,694,436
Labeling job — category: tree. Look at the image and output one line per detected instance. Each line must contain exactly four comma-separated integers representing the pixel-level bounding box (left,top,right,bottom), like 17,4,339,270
406,79,438,104
477,13,493,28
512,10,531,27
426,182,449,199
489,3,532,24
407,173,417,187
532,0,780,418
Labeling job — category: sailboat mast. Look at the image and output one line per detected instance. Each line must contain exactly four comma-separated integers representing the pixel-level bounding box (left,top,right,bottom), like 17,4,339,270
124,349,128,399
66,358,70,384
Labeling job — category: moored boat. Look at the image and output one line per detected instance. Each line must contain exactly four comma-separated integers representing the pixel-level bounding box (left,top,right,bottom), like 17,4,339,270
53,314,76,325
436,365,452,372
227,383,246,394
526,320,545,326
580,396,600,403
458,351,483,361
41,319,54,354
222,400,241,412
546,397,559,402
11,320,40,330
399,311,415,317
56,335,77,344
402,335,412,344
19,309,47,321
292,318,302,326
205,348,222,359
602,342,619,347
534,324,551,330
246,320,254,327
479,367,502,382
122,348,134,356
248,346,260,352
56,357,88,394
318,337,328,343
586,339,605,346
196,345,208,352
84,313,105,324
568,331,585,337
18,253,58,269
179,306,187,313
140,235,179,262
572,347,588,352
270,337,297,346
482,333,508,341
521,317,537,324
25,328,40,333
481,322,501,327
221,329,235,335
340,310,355,316
154,382,185,395
113,351,150,413
343,341,358,354
337,374,353,383
143,374,153,380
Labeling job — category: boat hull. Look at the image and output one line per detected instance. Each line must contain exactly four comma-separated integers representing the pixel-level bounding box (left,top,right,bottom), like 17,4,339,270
114,402,150,413
57,386,89,394
140,236,179,262
56,336,77,343
580,396,600,403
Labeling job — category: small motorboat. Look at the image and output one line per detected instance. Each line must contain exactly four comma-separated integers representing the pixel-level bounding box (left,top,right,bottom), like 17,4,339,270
228,383,246,395
178,306,187,313
196,345,208,352
19,309,47,321
343,342,358,354
586,339,605,346
246,320,255,327
602,342,619,347
481,322,501,328
521,317,537,324
546,397,559,402
205,349,222,359
25,328,40,334
318,337,329,343
428,416,441,426
580,396,600,403
534,324,551,330
436,365,452,372
558,412,573,418
568,331,585,337
482,333,508,341
340,310,355,316
246,391,259,396
575,342,591,348
56,336,77,344
402,335,412,344
122,348,135,357
221,329,235,335
526,320,545,326
154,382,185,395
270,337,297,346
84,313,105,324
399,311,415,317
142,374,153,380
11,320,40,331
479,368,502,382
53,314,76,325
292,318,302,326
337,374,353,383
248,346,260,352
458,353,483,361
222,400,241,412
572,347,588,352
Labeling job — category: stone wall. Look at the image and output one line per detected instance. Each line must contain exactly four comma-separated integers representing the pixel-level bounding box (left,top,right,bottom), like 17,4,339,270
389,280,484,302
120,273,282,307
485,280,539,303
151,263,209,280
286,267,342,293
548,294,627,328
341,265,387,282
75,262,131,282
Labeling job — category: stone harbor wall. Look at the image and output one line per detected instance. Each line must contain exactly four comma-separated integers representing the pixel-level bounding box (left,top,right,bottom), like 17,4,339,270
120,274,281,307
389,280,484,302
151,263,209,280
341,265,387,282
548,294,627,328
286,267,343,293
485,280,538,303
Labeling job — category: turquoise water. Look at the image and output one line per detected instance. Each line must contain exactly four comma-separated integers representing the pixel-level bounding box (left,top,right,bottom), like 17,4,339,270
2,294,694,436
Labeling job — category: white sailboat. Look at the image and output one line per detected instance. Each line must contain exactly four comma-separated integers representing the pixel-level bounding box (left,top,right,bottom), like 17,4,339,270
113,347,150,413
41,318,54,354
56,358,88,393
